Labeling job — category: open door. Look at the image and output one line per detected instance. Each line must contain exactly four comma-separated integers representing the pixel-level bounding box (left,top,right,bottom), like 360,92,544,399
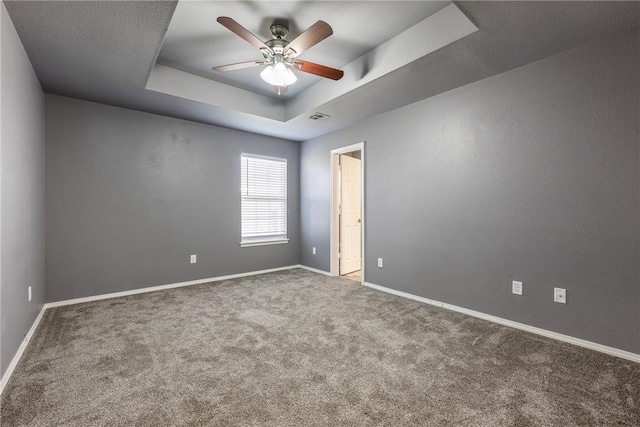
339,154,362,275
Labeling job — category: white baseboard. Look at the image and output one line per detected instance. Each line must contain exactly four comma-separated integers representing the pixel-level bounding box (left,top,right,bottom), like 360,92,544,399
44,265,301,309
0,306,46,395
298,265,333,276
364,281,639,363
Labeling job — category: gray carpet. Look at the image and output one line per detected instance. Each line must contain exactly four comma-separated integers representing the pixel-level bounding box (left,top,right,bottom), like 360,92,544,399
1,269,638,426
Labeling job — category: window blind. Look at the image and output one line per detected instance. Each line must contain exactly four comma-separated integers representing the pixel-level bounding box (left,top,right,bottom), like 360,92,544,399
241,155,287,243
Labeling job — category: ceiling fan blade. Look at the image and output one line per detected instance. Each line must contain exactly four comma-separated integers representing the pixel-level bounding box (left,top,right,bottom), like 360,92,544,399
284,21,333,57
213,60,264,72
294,60,344,81
217,17,272,53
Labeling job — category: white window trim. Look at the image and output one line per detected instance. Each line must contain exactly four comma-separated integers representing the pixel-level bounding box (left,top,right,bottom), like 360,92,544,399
240,153,288,247
240,237,290,247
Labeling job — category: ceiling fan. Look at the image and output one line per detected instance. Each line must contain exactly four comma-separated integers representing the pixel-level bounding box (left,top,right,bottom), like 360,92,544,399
213,17,344,95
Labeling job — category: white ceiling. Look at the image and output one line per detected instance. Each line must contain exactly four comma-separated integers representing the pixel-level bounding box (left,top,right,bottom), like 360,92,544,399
4,1,639,141
158,1,450,98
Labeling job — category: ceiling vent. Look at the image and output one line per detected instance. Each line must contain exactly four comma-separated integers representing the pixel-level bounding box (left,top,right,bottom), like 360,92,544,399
307,112,330,121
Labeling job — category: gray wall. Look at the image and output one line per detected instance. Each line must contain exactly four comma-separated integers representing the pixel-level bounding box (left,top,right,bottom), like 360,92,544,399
1,3,46,378
46,95,300,302
300,29,639,353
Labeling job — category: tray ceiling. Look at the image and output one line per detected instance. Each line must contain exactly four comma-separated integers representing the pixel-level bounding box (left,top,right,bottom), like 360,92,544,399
157,1,450,98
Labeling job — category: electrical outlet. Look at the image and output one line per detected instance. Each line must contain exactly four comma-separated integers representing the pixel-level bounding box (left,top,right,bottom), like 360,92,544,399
28,286,32,302
554,287,566,304
377,258,383,268
312,247,316,255
512,281,523,296
190,255,197,264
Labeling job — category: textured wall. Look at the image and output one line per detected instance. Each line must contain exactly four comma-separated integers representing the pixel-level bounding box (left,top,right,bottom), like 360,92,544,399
300,29,639,353
1,3,46,377
45,96,300,302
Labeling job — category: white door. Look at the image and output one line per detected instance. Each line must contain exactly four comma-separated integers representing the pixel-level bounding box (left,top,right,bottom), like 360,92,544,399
339,154,362,275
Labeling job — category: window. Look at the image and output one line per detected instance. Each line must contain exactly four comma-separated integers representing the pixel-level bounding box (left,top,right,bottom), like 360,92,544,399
240,154,288,247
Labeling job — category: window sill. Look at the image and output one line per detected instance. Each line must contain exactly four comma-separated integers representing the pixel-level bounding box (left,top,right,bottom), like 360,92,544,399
240,238,289,248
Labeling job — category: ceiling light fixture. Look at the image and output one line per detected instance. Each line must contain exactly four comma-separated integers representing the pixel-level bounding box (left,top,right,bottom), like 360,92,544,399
260,57,297,87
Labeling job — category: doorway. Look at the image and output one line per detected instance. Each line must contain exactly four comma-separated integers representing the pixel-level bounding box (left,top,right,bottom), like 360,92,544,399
330,142,365,284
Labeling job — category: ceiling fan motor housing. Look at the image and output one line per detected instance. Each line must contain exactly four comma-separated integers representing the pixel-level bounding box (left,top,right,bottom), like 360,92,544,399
265,39,289,55
265,24,291,56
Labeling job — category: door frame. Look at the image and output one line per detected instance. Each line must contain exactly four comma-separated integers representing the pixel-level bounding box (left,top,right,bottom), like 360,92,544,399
330,142,365,284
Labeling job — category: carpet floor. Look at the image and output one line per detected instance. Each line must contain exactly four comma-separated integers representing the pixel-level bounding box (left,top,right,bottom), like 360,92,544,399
1,269,638,426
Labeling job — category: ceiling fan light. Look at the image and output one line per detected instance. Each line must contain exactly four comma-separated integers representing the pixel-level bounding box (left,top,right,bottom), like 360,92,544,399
260,62,297,87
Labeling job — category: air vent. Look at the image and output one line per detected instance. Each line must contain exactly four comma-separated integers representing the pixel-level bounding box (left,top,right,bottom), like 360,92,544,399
307,112,330,121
